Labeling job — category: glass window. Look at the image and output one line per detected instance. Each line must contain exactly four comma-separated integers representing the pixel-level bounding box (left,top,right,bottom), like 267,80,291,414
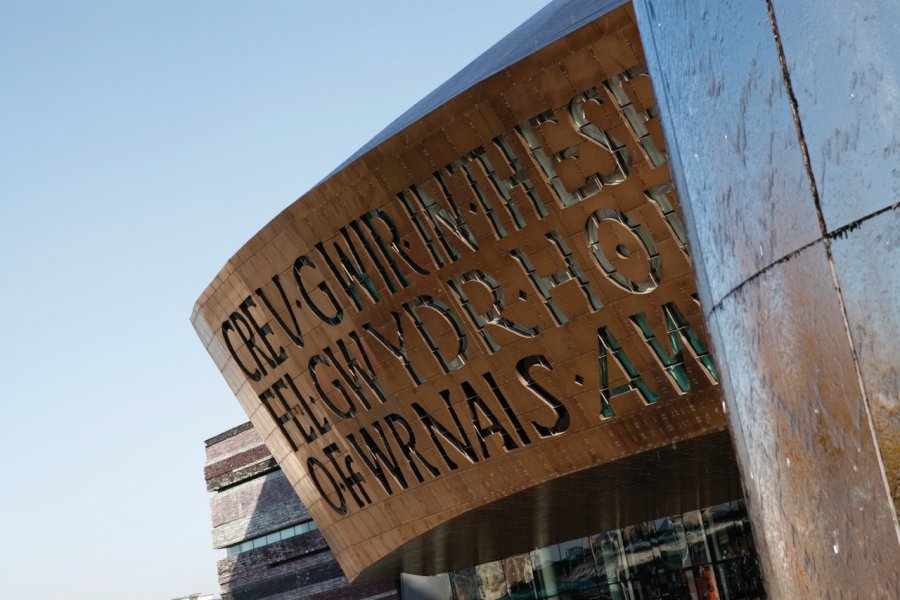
654,516,690,571
716,554,765,599
652,568,694,598
692,563,720,599
556,537,597,593
450,567,479,600
475,560,507,600
531,545,564,598
591,530,628,584
501,553,536,600
610,581,637,600
704,501,753,561
622,522,660,578
682,509,711,565
440,499,763,600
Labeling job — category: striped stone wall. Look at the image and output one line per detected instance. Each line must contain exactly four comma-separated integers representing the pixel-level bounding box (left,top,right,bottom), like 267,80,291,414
205,423,400,600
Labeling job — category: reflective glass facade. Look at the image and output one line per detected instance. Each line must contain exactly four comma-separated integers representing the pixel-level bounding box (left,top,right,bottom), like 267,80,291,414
446,500,764,600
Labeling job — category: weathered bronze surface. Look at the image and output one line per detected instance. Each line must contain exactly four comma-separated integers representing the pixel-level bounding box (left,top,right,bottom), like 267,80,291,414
193,4,734,581
634,0,900,596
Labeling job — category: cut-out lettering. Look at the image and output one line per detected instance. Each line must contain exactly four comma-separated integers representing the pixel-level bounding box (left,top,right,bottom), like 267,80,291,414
363,312,424,385
403,295,468,373
447,269,540,353
412,390,479,471
516,355,570,437
585,209,661,294
464,381,518,459
346,422,408,494
293,254,344,325
630,303,718,393
384,413,441,483
597,327,660,418
511,231,603,325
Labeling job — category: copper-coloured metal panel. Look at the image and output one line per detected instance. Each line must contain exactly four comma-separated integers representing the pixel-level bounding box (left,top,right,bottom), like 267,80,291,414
193,4,733,581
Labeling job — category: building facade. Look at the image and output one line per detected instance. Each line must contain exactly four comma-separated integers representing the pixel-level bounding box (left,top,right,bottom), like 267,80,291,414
194,1,899,597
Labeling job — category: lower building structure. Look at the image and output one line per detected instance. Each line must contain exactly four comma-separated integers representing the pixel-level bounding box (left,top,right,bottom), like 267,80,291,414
206,422,764,599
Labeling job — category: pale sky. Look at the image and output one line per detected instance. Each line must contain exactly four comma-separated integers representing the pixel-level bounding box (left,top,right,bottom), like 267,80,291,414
0,1,550,598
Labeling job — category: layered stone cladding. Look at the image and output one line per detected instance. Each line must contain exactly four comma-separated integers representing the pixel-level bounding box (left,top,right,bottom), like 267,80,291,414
205,423,400,600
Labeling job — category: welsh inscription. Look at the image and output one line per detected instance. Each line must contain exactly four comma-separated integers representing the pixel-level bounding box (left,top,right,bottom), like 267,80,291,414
216,62,718,516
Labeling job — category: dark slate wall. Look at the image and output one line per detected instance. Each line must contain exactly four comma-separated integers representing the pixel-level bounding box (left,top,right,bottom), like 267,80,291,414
205,424,400,600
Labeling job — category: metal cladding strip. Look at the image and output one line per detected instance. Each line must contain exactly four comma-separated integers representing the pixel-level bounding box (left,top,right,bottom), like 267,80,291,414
193,1,735,582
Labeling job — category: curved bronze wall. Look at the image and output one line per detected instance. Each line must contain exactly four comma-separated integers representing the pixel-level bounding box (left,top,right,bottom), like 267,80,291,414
193,4,734,581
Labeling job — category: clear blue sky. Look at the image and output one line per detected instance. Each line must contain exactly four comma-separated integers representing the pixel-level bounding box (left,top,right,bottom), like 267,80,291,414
0,1,549,598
